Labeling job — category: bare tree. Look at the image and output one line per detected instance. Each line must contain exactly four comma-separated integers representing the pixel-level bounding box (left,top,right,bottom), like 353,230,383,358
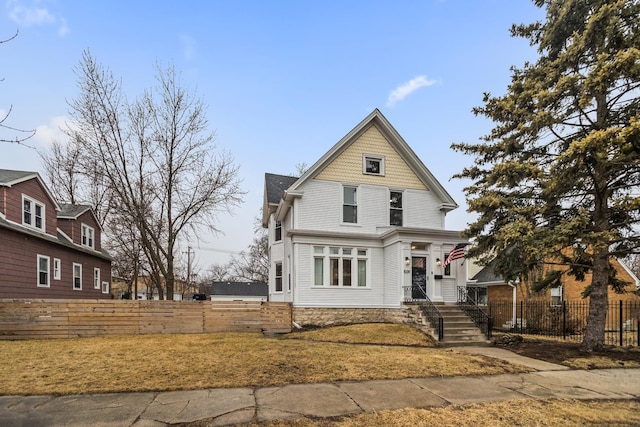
208,216,269,283
1,30,35,144
226,232,268,283
58,50,243,299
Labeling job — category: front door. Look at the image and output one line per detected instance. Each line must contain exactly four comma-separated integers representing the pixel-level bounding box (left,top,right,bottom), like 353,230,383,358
411,256,427,299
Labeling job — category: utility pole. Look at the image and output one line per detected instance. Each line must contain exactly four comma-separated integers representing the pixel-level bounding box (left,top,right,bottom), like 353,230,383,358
183,246,194,295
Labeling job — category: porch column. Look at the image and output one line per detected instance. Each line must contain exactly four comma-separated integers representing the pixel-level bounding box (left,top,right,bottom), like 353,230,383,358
431,247,443,302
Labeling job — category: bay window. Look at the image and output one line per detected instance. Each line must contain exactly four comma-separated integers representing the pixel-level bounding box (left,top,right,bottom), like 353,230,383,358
313,246,368,287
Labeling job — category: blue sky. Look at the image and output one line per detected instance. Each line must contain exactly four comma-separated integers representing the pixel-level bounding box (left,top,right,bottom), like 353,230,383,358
1,0,545,271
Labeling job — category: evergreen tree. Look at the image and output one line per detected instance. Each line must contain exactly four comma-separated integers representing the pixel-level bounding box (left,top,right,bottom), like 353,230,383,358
453,0,640,351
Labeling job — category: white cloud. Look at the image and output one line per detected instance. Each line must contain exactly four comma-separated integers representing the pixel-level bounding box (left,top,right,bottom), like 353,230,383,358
33,116,71,148
6,0,69,36
180,34,196,60
386,75,437,107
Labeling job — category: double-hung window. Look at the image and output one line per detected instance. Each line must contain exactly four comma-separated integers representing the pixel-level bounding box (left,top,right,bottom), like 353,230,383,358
314,246,368,287
551,286,563,306
274,263,283,292
53,258,61,280
390,190,403,226
73,263,82,290
313,247,324,286
94,268,101,289
82,224,95,249
37,255,50,287
275,220,282,241
443,247,452,277
23,196,45,231
343,186,357,224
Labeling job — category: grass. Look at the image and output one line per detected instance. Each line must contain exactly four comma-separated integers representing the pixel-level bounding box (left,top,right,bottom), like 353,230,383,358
493,333,640,369
3,324,639,426
0,324,528,396
217,399,640,427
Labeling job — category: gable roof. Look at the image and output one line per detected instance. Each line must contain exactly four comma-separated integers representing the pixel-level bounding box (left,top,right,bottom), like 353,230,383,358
262,109,458,226
0,215,112,261
471,259,505,285
58,203,93,219
265,173,299,205
0,169,37,185
210,281,269,297
472,256,640,289
0,169,61,211
287,109,457,208
262,173,299,226
58,203,104,231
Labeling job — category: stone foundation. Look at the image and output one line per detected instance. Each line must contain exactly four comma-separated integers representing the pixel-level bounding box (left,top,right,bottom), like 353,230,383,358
292,307,411,328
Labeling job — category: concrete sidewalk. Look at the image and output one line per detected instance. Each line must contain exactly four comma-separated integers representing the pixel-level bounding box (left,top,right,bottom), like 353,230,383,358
1,348,638,427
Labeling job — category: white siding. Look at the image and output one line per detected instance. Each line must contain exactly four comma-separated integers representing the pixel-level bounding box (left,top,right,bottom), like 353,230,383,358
294,243,311,305
294,242,389,308
404,189,444,229
383,243,401,307
296,179,439,233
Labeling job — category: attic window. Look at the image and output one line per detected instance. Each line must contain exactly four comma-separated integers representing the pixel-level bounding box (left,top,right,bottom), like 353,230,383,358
23,195,45,231
363,155,384,176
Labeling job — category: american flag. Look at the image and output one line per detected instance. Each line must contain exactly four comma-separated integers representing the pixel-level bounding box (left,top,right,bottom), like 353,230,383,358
443,243,469,267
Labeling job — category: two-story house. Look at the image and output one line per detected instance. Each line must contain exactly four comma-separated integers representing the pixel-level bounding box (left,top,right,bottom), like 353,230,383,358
0,169,112,299
263,109,467,326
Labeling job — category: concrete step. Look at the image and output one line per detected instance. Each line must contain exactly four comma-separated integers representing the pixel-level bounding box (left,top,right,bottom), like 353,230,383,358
404,303,490,347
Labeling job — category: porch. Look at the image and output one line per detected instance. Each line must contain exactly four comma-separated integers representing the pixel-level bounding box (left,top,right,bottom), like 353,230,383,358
402,285,490,346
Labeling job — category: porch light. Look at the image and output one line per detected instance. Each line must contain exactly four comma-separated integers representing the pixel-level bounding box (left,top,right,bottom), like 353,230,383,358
404,257,410,266
436,258,441,266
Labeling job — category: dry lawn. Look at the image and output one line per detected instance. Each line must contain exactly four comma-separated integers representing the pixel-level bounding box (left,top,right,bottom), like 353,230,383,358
0,324,528,396
494,333,640,369
224,399,640,427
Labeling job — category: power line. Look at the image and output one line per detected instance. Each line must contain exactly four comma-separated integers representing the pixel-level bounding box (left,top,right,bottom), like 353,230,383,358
195,246,243,255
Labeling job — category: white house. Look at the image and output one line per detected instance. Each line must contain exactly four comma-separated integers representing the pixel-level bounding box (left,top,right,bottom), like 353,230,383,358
262,109,468,325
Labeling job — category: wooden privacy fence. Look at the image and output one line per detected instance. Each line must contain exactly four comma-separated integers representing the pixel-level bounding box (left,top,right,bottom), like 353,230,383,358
0,300,292,339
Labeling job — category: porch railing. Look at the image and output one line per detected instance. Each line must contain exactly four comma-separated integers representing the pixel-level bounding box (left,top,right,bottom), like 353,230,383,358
403,285,444,341
457,286,492,339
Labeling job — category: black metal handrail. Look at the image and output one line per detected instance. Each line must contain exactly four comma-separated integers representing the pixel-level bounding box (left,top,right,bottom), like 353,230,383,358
457,286,493,339
403,285,444,341
419,299,444,341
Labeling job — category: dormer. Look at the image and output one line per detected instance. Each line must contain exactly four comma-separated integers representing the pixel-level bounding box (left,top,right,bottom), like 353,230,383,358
0,169,60,236
57,204,103,252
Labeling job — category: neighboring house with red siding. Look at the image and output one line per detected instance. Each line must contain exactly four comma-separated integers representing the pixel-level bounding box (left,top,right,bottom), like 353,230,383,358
0,169,112,299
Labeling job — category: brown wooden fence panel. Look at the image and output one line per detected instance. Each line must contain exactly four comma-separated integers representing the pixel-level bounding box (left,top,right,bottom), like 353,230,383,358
0,300,292,339
67,300,139,337
205,301,263,333
0,301,71,339
262,302,293,333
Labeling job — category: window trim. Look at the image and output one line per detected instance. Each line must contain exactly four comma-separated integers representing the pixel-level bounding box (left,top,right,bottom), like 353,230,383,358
363,154,385,176
22,195,45,232
37,254,50,288
94,268,101,289
274,220,282,242
313,246,369,288
443,246,453,277
389,190,403,226
342,185,358,224
102,281,110,294
274,262,283,293
53,258,61,280
551,285,563,306
73,263,82,290
82,224,95,249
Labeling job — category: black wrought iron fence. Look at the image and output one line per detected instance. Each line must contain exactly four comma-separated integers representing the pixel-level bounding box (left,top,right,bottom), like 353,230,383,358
457,286,492,339
488,300,640,346
403,285,444,341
